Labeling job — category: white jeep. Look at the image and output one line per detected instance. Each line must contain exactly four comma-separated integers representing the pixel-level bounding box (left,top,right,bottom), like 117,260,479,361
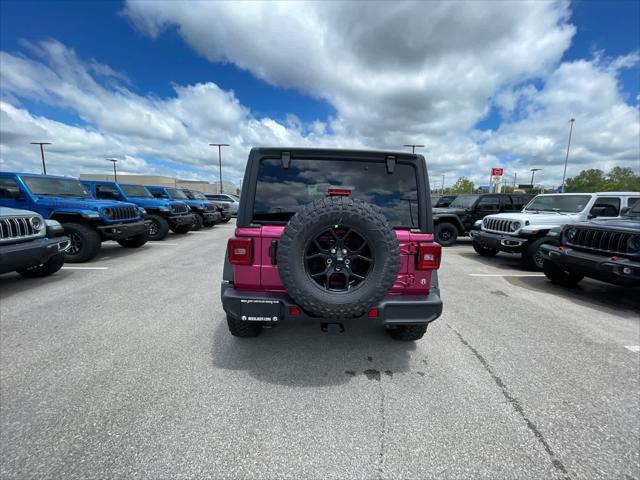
469,192,640,270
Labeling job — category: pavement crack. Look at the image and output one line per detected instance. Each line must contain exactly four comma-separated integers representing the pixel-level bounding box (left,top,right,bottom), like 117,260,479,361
447,324,571,480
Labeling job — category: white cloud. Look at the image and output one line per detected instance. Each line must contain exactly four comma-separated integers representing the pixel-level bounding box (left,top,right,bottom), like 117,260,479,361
0,1,638,190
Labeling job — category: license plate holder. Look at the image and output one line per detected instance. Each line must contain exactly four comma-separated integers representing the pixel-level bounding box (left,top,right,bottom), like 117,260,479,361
239,299,281,322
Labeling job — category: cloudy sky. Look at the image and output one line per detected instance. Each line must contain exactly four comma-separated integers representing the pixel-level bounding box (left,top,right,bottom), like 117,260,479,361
0,0,638,189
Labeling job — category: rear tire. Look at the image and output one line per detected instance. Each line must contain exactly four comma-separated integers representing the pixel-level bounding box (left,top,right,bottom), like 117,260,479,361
523,237,557,271
221,217,231,223
472,240,499,257
435,222,458,246
147,214,170,241
63,222,102,263
17,253,65,278
117,232,148,248
386,324,428,341
543,259,584,287
227,315,263,338
192,213,204,231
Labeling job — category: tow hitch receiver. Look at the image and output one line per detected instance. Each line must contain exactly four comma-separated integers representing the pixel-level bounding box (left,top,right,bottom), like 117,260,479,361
321,323,345,334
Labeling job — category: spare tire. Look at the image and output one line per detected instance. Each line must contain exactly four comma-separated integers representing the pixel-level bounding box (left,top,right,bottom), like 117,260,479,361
277,197,400,319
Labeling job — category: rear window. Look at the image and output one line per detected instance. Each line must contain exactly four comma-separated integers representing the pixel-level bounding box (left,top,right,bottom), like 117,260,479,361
253,158,419,227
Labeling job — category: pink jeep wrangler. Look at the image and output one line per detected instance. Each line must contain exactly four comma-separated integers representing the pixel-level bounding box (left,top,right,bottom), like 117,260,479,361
221,148,443,341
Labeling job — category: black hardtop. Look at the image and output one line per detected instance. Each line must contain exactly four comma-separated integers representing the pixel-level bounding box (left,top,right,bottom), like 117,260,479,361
237,147,433,232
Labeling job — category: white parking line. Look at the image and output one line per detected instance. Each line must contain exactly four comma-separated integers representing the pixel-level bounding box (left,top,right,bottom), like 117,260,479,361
469,273,545,277
624,345,640,353
149,243,178,246
61,266,109,270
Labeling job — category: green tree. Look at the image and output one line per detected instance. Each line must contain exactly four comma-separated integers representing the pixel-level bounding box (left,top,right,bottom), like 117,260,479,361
448,177,475,194
603,167,640,191
564,169,606,192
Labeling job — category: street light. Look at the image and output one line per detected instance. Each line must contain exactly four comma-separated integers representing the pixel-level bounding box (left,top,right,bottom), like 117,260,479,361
403,144,424,153
30,142,51,174
530,168,542,190
209,143,229,193
106,158,118,182
561,118,576,192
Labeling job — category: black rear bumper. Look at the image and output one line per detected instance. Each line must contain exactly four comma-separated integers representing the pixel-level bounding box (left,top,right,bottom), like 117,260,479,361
220,282,443,326
96,220,150,240
0,236,70,274
541,244,640,286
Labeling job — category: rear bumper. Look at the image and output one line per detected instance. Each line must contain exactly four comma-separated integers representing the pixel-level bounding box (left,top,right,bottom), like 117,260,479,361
168,213,195,227
96,220,151,240
220,283,443,326
541,244,640,286
470,230,527,253
0,236,70,274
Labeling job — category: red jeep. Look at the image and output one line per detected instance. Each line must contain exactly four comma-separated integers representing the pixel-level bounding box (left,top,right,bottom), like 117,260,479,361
221,148,443,341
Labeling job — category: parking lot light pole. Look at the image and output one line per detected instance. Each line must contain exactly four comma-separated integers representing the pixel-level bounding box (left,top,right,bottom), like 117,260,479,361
30,142,51,174
209,143,229,193
106,158,118,182
530,168,542,191
403,144,424,154
561,118,575,193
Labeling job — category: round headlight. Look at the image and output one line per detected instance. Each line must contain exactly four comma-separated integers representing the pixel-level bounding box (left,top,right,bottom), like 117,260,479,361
566,227,577,241
103,208,113,218
510,221,522,232
29,216,44,231
629,235,640,252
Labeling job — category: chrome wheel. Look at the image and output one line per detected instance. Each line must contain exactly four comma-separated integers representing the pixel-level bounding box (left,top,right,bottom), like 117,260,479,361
67,232,82,256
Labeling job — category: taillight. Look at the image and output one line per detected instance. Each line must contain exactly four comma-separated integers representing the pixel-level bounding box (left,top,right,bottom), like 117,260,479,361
328,188,352,196
228,238,253,265
416,243,441,270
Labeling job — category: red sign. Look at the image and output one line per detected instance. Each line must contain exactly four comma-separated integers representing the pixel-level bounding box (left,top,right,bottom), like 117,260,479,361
491,167,504,176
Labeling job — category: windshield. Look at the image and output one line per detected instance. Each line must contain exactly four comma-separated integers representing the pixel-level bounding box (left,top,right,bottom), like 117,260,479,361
22,176,90,197
524,195,591,213
168,188,188,199
253,158,419,227
448,195,478,208
120,184,153,198
185,190,207,200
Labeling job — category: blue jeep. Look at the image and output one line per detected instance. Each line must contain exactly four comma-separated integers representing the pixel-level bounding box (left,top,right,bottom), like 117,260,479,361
147,186,221,231
0,173,150,262
81,181,195,240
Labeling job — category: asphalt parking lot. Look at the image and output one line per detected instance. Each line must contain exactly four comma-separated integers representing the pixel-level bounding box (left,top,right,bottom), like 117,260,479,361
1,222,638,480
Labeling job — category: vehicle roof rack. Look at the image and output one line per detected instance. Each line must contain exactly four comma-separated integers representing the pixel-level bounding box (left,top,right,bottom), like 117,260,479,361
281,151,291,169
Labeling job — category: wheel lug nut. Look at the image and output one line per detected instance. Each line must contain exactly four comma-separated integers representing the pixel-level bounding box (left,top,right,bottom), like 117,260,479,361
345,259,350,265
326,258,332,264
330,248,336,254
342,249,347,255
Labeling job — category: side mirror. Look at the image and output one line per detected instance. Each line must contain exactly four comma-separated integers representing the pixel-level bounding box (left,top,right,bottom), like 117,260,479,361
589,206,607,218
620,207,630,216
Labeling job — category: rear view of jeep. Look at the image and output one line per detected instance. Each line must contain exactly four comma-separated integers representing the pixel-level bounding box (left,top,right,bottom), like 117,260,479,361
221,148,443,341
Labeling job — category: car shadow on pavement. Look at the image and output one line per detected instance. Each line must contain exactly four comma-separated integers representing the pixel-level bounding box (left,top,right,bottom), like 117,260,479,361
0,270,75,301
505,276,640,316
455,251,532,272
210,319,418,387
92,241,156,262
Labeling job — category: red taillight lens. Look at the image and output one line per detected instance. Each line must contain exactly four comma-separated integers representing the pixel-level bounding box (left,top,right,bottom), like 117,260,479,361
368,308,379,318
328,188,352,196
289,306,301,316
228,238,253,265
416,243,441,270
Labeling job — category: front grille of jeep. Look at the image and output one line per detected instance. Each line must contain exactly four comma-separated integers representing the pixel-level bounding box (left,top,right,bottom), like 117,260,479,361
483,217,516,233
567,227,634,256
105,206,138,221
171,204,189,214
0,216,37,240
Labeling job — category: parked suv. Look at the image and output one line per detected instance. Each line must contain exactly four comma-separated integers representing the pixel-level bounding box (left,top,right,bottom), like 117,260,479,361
182,189,231,223
541,200,640,287
221,148,443,341
470,192,640,270
206,193,239,216
147,186,221,231
431,195,457,208
0,173,150,262
433,193,533,246
81,181,194,241
0,207,70,277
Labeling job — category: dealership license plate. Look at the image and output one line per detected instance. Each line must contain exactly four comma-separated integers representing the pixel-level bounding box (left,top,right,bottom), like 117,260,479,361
239,299,281,322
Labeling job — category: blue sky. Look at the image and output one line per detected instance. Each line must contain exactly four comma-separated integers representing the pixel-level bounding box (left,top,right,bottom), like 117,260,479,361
1,1,638,187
